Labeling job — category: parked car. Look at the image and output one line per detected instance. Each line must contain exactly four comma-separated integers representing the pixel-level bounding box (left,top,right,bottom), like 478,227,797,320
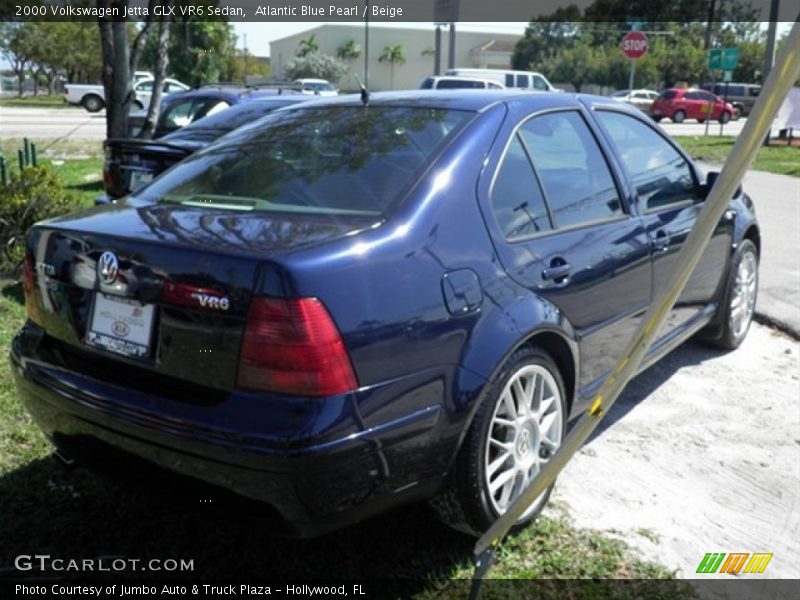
13,91,759,538
292,78,338,96
132,78,190,110
420,76,505,90
126,86,301,139
610,88,659,112
102,96,311,200
701,82,761,119
445,68,560,92
650,88,735,124
64,71,156,113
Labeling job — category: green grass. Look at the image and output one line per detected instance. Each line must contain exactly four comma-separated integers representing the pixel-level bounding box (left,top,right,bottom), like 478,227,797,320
673,135,800,177
0,95,70,108
0,138,103,207
0,285,683,589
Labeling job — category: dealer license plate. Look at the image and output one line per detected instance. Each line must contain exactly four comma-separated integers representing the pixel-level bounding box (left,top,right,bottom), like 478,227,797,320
86,293,155,358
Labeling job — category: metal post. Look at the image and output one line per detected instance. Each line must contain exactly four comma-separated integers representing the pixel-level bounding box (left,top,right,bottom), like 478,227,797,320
0,156,8,186
23,137,30,167
704,74,715,137
719,80,730,136
448,22,456,70
18,149,25,171
627,59,636,94
31,143,37,167
763,0,780,81
363,1,370,89
472,18,800,587
434,25,442,76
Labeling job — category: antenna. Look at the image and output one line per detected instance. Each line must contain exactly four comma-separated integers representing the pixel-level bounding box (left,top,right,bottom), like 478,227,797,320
353,73,370,106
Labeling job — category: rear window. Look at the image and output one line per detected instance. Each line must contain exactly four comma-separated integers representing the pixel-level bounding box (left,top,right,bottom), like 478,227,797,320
420,77,434,89
659,90,677,100
437,79,484,89
139,106,473,216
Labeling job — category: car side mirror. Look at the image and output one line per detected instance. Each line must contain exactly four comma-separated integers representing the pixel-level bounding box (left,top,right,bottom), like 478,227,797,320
702,171,742,199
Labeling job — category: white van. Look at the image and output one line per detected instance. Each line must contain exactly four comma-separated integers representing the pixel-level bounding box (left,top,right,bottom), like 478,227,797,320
445,68,560,92
420,76,506,90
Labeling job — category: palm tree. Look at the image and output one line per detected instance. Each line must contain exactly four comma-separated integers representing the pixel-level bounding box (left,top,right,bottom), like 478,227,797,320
379,44,406,89
336,38,361,61
297,34,319,57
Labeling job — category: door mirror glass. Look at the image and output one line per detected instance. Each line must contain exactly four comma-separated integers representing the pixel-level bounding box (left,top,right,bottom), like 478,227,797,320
703,171,742,199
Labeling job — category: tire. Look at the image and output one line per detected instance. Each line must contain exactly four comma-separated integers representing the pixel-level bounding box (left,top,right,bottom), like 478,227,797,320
719,111,731,124
651,116,663,123
430,346,567,536
82,95,104,113
709,239,758,350
733,105,743,120
698,119,705,124
672,110,686,124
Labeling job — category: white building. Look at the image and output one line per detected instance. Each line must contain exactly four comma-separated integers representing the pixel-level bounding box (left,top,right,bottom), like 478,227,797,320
269,24,521,91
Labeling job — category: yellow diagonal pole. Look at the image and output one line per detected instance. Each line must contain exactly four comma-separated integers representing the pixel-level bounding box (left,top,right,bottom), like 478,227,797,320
471,18,800,591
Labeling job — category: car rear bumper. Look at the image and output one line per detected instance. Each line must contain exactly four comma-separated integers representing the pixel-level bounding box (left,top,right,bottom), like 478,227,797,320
10,323,454,537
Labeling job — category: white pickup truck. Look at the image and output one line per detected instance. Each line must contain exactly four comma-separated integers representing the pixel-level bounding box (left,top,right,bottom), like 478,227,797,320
64,71,153,112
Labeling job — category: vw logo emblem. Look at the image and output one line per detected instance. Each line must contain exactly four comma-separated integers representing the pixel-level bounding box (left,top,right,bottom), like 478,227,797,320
97,251,119,285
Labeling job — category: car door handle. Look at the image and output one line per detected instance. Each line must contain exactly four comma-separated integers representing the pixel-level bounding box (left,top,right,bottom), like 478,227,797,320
653,230,671,253
542,262,572,281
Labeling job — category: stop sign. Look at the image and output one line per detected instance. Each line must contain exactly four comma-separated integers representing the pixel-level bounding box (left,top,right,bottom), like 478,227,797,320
622,32,648,60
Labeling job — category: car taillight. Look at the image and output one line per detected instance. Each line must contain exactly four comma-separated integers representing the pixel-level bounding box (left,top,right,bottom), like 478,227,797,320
238,296,358,397
22,254,43,326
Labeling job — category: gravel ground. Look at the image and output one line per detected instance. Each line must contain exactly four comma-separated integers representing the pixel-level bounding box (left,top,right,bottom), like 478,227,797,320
547,322,799,586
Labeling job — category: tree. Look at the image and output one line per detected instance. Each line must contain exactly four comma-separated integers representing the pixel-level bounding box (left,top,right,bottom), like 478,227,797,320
379,44,405,89
284,53,347,83
336,38,361,61
512,5,582,71
138,17,170,139
297,34,319,57
145,21,238,87
97,0,134,139
0,23,35,96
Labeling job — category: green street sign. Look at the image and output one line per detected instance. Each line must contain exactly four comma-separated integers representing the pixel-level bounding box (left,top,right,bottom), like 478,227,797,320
709,48,740,71
722,48,740,70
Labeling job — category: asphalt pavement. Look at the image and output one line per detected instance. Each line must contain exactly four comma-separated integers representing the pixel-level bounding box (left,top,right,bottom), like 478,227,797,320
694,162,800,338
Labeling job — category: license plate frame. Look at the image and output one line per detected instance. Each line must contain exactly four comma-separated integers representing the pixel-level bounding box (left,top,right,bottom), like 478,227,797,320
86,293,155,359
129,170,153,192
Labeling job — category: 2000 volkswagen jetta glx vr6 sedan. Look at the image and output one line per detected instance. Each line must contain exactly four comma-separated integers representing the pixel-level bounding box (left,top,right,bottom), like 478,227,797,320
11,91,759,537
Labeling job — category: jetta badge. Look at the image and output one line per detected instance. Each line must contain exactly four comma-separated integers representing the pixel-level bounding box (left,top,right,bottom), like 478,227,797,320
97,251,119,285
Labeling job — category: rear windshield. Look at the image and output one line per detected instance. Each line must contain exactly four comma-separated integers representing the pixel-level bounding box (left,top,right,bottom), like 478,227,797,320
437,79,484,89
659,90,678,100
165,100,302,141
138,106,473,216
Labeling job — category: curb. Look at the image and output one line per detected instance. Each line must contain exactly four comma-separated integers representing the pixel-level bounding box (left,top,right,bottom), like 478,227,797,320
754,312,800,341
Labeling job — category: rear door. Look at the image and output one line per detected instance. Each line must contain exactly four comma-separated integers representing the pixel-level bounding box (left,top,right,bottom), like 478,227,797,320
481,106,652,393
593,108,733,335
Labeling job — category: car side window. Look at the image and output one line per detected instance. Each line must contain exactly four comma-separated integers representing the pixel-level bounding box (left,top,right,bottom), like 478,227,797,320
160,99,198,131
136,81,153,92
684,91,699,100
519,111,623,229
490,136,552,239
515,74,529,89
505,74,514,87
532,75,548,91
595,111,698,211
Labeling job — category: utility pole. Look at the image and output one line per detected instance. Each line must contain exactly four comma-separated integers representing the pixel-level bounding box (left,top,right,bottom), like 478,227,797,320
364,0,370,88
434,25,442,75
763,0,780,81
448,23,456,70
243,34,248,82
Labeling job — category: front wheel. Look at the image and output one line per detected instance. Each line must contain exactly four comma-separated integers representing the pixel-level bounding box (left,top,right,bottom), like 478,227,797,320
82,94,104,113
430,347,567,536
712,239,758,350
719,111,731,124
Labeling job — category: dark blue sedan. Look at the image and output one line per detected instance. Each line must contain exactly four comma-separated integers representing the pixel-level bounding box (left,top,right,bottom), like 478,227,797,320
11,91,760,537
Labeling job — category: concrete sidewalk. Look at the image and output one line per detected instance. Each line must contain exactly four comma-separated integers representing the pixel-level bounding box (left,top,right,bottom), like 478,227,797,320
700,164,800,337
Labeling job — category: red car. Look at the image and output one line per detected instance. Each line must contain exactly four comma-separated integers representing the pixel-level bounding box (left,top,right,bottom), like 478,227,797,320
650,88,735,124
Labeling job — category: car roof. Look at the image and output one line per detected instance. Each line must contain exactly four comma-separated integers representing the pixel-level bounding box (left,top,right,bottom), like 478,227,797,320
280,89,589,112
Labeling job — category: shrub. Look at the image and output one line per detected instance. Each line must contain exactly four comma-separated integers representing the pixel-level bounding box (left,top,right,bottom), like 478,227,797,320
284,53,348,84
0,165,79,273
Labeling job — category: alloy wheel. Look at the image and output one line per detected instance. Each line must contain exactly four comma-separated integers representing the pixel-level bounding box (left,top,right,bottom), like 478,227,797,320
484,364,564,520
730,250,757,338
